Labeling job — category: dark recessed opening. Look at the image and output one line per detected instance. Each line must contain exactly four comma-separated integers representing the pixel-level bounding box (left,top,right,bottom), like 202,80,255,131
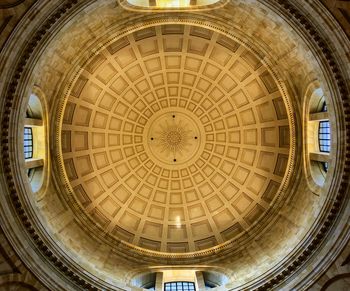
131,272,156,290
321,161,329,172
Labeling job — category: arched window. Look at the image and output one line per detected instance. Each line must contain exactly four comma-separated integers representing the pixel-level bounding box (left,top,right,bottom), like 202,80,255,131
23,93,47,193
305,86,331,188
164,282,196,291
118,0,225,11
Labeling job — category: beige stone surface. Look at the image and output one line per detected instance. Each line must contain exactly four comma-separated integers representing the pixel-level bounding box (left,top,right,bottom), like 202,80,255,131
60,24,291,253
0,0,349,290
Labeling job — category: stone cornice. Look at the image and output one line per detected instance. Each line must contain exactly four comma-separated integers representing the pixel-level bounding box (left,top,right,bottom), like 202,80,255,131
0,0,349,290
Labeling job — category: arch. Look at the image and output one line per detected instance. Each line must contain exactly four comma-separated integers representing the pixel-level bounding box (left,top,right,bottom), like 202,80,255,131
309,87,326,114
321,273,350,291
22,87,49,196
0,1,348,290
131,272,157,289
202,271,229,288
0,0,25,9
26,94,43,120
303,81,331,191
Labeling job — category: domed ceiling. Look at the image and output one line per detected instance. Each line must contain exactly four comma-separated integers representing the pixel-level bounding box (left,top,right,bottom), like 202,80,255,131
61,24,291,253
1,0,349,289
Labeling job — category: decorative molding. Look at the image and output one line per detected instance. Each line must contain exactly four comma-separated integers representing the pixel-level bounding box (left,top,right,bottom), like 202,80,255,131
0,0,348,290
0,0,25,9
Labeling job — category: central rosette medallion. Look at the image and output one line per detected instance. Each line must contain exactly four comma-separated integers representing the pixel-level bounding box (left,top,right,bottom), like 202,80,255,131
157,122,190,155
145,109,204,166
166,130,182,146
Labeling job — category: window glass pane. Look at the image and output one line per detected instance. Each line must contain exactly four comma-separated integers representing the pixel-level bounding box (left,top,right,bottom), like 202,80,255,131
318,121,330,153
126,0,219,8
24,127,33,159
164,282,195,291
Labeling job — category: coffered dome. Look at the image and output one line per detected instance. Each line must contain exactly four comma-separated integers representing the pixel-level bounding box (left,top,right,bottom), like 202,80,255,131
61,25,292,253
0,0,349,290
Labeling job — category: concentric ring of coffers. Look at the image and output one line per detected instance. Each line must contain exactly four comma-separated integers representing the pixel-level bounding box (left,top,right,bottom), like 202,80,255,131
61,24,291,253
